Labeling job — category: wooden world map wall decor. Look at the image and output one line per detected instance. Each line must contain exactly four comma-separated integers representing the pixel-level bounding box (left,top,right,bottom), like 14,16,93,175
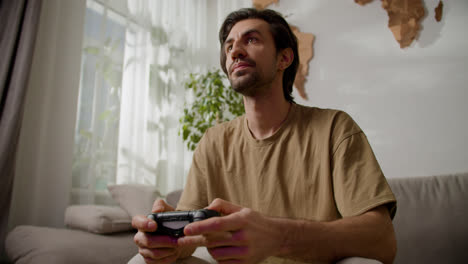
355,0,444,48
434,1,443,22
251,0,444,99
252,0,279,10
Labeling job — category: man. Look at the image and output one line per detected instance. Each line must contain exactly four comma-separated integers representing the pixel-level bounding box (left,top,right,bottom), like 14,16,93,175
133,8,397,264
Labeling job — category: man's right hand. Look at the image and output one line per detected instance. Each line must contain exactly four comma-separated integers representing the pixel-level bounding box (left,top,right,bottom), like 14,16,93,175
132,199,195,264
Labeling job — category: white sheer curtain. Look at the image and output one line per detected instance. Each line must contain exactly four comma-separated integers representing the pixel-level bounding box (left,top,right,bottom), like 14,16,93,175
73,0,250,204
116,0,209,194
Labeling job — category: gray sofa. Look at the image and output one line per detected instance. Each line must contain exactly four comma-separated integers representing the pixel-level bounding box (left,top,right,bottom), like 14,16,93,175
5,173,468,263
390,173,468,263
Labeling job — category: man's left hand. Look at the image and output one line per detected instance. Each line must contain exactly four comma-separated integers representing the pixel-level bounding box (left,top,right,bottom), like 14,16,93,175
178,199,282,263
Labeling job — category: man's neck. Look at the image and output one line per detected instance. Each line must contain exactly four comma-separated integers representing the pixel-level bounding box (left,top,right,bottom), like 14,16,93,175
243,89,291,140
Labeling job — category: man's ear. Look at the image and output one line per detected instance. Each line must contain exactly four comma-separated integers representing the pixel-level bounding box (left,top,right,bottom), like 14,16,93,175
278,48,294,71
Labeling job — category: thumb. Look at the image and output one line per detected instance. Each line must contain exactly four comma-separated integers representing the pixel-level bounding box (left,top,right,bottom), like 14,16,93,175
206,198,242,215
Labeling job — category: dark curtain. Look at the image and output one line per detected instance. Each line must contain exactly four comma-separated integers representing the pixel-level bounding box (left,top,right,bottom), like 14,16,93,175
0,0,43,258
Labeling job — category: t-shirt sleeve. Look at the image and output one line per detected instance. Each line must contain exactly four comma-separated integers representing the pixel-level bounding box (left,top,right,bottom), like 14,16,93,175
176,134,210,211
332,125,396,219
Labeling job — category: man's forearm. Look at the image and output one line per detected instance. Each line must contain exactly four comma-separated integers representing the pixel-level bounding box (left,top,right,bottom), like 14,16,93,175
273,206,396,264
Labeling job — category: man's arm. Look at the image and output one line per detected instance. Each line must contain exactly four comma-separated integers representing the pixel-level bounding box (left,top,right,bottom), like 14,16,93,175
179,199,396,264
276,204,396,264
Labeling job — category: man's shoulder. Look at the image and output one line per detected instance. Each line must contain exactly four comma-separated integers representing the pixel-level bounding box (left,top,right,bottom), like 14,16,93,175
293,104,362,143
202,115,244,143
209,115,243,132
294,104,355,127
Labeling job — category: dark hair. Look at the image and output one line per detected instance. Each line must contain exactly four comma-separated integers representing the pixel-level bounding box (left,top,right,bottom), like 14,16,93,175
219,8,299,103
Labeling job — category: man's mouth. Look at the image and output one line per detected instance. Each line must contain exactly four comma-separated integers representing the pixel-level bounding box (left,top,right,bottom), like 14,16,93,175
230,59,255,74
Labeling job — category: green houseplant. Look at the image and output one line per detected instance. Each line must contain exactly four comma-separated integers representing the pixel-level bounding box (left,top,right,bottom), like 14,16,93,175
180,69,245,151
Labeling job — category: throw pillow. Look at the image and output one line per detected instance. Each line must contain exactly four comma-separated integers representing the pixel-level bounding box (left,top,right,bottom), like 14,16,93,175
107,184,162,217
65,205,132,234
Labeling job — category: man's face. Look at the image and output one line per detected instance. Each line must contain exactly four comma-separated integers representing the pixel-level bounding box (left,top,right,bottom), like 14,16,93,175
224,19,280,96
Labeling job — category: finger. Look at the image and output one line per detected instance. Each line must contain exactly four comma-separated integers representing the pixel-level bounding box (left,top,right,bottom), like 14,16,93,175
206,198,243,215
146,234,179,248
208,246,248,261
139,247,177,261
156,254,179,264
217,260,243,264
205,230,245,248
133,215,157,232
152,199,175,213
184,212,243,236
139,249,179,264
134,231,178,249
177,234,207,247
178,231,234,247
177,232,232,247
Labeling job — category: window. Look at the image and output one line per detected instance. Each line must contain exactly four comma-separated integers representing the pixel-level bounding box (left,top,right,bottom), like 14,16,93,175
72,0,249,205
72,1,127,204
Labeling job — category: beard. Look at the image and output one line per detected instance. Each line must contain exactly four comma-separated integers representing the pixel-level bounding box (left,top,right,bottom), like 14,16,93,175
230,70,261,96
228,59,277,97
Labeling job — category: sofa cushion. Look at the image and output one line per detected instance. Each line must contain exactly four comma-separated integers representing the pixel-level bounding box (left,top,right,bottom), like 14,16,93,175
65,205,133,234
388,173,468,264
108,184,162,217
5,225,136,264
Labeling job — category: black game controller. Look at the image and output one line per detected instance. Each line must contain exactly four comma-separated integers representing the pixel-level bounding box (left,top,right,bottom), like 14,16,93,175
147,209,220,237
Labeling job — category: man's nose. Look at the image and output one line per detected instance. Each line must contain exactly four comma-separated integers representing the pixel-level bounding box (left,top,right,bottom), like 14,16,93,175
230,41,246,60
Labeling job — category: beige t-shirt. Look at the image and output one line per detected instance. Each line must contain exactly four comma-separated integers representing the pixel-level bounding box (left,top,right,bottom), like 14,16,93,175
177,104,396,262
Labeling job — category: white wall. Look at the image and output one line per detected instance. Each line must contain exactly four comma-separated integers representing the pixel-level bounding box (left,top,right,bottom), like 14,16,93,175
268,0,468,178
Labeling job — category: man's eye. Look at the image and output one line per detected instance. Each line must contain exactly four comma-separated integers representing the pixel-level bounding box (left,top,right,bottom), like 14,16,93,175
226,45,232,52
248,37,257,43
